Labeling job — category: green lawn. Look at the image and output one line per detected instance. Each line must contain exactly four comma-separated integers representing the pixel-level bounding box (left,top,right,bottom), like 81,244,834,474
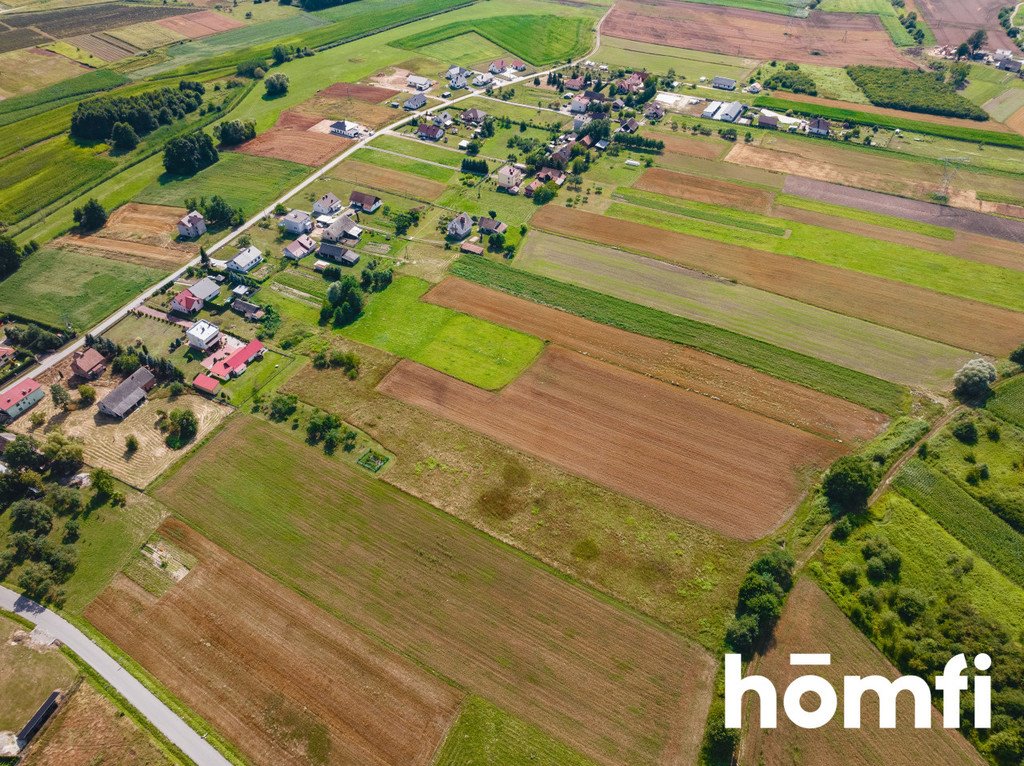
340,276,543,389
0,248,164,331
595,37,757,83
988,376,1024,430
104,313,186,355
349,148,456,183
516,231,968,389
392,14,595,66
605,194,1024,312
435,697,598,766
450,255,908,414
755,61,869,103
135,153,310,218
893,459,1024,589
220,349,297,406
416,31,511,68
366,134,463,167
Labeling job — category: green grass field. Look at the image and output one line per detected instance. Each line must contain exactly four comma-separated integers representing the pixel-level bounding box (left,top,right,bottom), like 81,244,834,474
988,376,1024,430
392,14,593,65
0,248,164,331
963,64,1024,106
0,69,127,125
596,38,757,82
415,31,510,67
773,193,955,239
893,459,1024,588
755,61,868,103
135,153,309,218
348,148,456,183
366,134,463,167
516,231,968,388
435,697,598,766
450,255,908,414
340,276,543,389
606,193,1024,312
818,0,929,46
0,614,78,731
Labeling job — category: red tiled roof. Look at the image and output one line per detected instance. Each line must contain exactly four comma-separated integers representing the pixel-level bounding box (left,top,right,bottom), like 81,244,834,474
460,242,484,254
1,378,40,411
210,340,264,380
72,348,105,374
174,289,201,312
193,373,220,394
0,346,14,361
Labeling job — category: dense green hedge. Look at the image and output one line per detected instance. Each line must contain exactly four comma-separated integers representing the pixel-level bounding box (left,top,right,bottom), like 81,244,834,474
753,95,1024,148
846,66,988,120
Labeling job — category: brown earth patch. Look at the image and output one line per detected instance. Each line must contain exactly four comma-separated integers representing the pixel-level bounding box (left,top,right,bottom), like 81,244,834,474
531,205,1024,356
954,232,1024,272
658,131,727,160
425,277,888,442
774,90,1012,132
55,204,194,269
601,0,913,66
331,158,447,200
1005,105,1024,137
20,682,168,766
321,81,400,103
57,237,193,271
64,32,138,61
234,128,350,167
154,10,243,38
379,346,845,540
740,579,985,766
297,89,404,131
87,519,462,766
636,167,775,213
914,0,1013,50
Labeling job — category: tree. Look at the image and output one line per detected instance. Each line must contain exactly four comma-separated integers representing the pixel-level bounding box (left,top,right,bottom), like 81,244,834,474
264,73,289,96
966,29,988,54
822,455,876,513
324,276,363,326
18,562,55,602
0,234,21,278
532,182,558,204
42,430,84,472
165,408,198,448
10,500,53,536
77,384,96,404
214,119,256,146
125,434,139,453
163,131,218,176
272,44,291,65
268,393,298,421
110,121,140,150
1010,343,1024,366
72,198,107,231
91,467,116,499
955,42,971,60
3,435,38,469
50,383,71,410
46,486,82,517
953,358,997,401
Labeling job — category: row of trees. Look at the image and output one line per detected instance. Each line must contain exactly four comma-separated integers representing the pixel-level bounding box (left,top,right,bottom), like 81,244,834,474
612,133,665,152
70,81,203,141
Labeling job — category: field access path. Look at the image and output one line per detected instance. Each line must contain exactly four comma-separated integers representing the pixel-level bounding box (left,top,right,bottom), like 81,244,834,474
0,585,232,766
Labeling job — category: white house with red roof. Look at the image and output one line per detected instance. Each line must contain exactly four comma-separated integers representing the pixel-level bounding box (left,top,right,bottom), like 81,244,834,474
489,59,507,74
209,340,264,380
0,378,44,422
171,276,220,315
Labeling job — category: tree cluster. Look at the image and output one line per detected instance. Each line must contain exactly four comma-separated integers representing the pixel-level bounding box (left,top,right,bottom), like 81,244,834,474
311,349,360,379
214,119,256,146
612,133,664,152
70,83,203,141
3,322,63,352
72,198,107,232
159,408,198,449
319,276,363,327
724,549,796,658
184,194,244,228
359,258,393,292
264,73,289,96
822,454,878,514
163,130,219,176
461,157,490,175
306,409,356,454
0,235,39,280
846,65,988,120
763,63,818,95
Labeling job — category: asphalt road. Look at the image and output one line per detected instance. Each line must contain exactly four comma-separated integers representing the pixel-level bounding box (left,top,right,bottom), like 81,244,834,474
0,586,231,766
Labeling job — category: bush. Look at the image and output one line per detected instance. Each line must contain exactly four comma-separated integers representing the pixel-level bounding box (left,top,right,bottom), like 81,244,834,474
125,434,139,453
952,418,978,445
264,73,289,96
72,198,107,231
764,66,817,95
110,121,139,150
77,384,96,404
268,393,298,421
953,358,997,401
236,58,268,77
214,119,256,146
822,455,876,513
1010,343,1024,366
164,408,198,448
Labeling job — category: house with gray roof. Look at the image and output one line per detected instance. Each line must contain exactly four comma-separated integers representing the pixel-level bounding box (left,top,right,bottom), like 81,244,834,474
98,367,156,420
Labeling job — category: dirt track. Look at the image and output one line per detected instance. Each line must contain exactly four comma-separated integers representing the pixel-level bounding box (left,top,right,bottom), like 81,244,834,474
636,167,775,213
426,278,888,441
87,520,462,766
601,1,913,66
379,346,845,540
531,205,1024,356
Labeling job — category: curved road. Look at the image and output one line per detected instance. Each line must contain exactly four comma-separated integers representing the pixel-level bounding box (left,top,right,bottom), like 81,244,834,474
0,586,230,766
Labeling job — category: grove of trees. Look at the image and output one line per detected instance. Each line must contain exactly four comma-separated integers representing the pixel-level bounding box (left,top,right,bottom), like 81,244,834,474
163,131,219,176
846,65,988,120
70,83,203,141
214,119,256,146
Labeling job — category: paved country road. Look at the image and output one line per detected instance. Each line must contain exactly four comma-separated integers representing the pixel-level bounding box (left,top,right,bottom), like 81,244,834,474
0,586,231,766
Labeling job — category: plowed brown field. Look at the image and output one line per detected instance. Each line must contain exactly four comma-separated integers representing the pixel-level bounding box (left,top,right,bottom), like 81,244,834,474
379,347,845,540
55,203,193,270
636,167,775,213
235,128,349,167
87,520,461,766
915,0,1013,50
601,0,913,66
425,278,887,442
331,159,447,200
740,579,985,766
321,81,399,103
659,132,727,160
154,10,243,38
531,206,1024,356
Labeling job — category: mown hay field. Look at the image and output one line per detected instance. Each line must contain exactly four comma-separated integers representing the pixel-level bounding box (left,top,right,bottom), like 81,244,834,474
531,206,1024,357
379,345,846,539
88,520,462,766
515,231,970,389
740,579,985,766
153,416,716,766
330,158,448,200
0,247,162,330
425,277,887,441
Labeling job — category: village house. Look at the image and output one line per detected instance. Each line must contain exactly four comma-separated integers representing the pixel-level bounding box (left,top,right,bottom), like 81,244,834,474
177,211,206,239
584,89,606,103
447,64,471,80
329,120,362,138
70,348,106,380
716,102,744,123
349,190,382,212
523,179,543,197
712,76,737,91
478,217,507,235
758,113,779,130
511,60,526,71
0,346,14,365
98,367,156,420
171,276,220,315
460,241,484,255
193,373,220,397
472,71,493,87
573,114,591,133
417,122,445,141
313,192,342,216
569,96,590,114
404,92,427,110
432,111,454,127
644,103,665,121
210,339,264,381
536,167,566,185
280,210,313,235
186,320,221,352
0,378,44,423
319,242,360,266
323,215,362,242
489,60,506,74
619,117,640,133
998,58,1023,73
449,73,468,89
232,299,266,322
808,116,831,137
564,76,584,91
702,100,722,119
447,212,473,240
283,234,317,260
461,107,487,125
407,74,433,91
228,246,264,273
496,164,525,193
